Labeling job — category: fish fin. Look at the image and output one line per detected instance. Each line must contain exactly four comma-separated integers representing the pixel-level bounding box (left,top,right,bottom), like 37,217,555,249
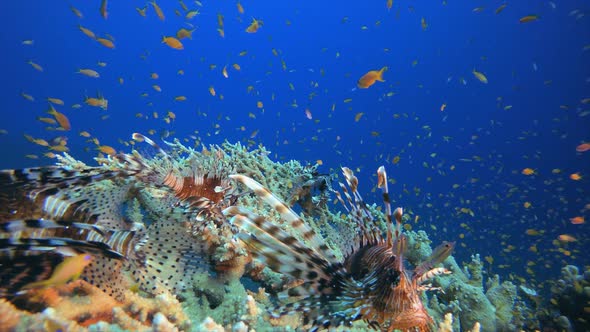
82,256,128,301
0,237,124,259
227,211,330,290
0,166,136,193
229,174,338,262
275,271,375,331
0,252,63,297
130,221,209,296
0,218,106,236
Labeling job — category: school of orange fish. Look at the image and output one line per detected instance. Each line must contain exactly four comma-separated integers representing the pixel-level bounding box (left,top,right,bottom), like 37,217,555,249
2,0,589,315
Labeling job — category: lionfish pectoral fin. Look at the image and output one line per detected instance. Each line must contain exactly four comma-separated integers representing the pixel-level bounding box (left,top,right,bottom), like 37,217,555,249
0,237,124,260
131,220,209,296
0,252,64,298
229,174,338,262
0,218,106,236
225,208,330,292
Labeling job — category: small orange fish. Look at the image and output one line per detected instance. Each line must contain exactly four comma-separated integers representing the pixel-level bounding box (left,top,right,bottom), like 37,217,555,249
151,1,165,21
78,25,96,39
176,28,195,40
521,168,535,175
136,6,147,17
570,216,585,225
570,173,582,181
558,234,576,242
495,4,507,15
162,36,183,50
48,105,71,131
100,0,108,19
209,86,216,96
357,67,387,89
98,145,116,155
85,97,108,110
96,38,115,49
576,143,590,152
237,1,245,14
246,18,262,33
519,15,539,23
47,97,65,106
70,5,83,18
22,254,93,290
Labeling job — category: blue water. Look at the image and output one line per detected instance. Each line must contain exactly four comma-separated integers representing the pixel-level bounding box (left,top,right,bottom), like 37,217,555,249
1,1,589,290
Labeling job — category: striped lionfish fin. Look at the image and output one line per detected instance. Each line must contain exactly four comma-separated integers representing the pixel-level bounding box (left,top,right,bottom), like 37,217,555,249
0,165,136,230
224,207,331,287
0,166,137,195
0,237,124,259
275,269,378,332
131,133,172,161
0,252,64,298
337,168,383,244
0,218,106,236
229,174,338,262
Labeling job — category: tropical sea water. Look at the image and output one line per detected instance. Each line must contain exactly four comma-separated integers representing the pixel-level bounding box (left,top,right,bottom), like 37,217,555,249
0,0,588,312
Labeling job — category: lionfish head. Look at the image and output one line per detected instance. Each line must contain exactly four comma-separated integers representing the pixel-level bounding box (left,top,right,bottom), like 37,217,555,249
127,133,238,221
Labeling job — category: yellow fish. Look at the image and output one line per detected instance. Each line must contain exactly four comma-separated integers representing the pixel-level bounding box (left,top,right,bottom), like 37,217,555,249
472,69,488,84
176,28,196,40
22,254,93,290
96,38,115,49
519,15,539,23
162,36,183,50
47,105,71,131
151,1,165,21
78,25,96,39
246,18,262,33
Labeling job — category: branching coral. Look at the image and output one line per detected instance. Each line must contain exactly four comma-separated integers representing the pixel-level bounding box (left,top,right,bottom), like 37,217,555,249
0,280,189,331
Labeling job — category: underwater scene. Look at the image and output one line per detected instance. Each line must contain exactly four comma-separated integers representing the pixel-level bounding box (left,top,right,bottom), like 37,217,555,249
0,1,589,331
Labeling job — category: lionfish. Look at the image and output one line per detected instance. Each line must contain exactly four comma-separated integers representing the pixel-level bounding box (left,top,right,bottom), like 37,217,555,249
225,166,454,331
125,133,238,227
0,162,208,299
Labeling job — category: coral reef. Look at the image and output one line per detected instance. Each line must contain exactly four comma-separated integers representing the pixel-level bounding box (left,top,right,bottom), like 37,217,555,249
0,280,189,332
0,139,546,331
539,264,590,332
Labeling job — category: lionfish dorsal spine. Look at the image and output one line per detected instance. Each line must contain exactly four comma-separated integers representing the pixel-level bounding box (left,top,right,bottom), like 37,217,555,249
229,174,337,263
223,203,333,282
377,165,395,246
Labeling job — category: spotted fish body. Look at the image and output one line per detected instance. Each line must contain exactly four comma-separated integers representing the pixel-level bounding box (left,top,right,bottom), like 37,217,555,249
0,163,209,300
227,167,453,331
